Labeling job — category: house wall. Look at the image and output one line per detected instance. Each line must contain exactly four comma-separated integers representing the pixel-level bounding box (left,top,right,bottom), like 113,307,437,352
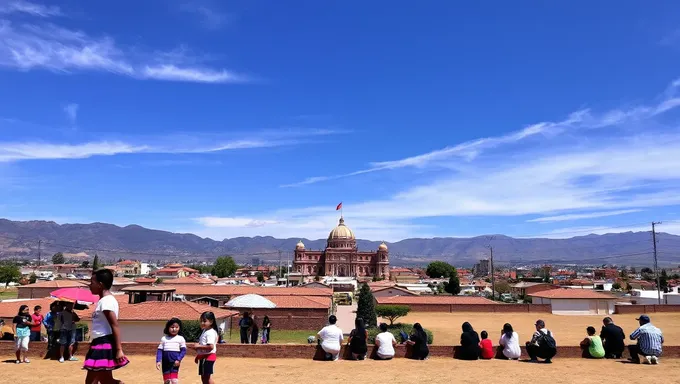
229,308,329,330
615,304,680,314
395,303,552,313
372,289,414,298
546,299,614,315
117,320,228,342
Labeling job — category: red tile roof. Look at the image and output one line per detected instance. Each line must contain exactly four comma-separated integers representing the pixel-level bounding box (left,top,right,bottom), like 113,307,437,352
529,288,616,299
115,301,237,321
117,260,138,265
134,277,157,284
171,285,332,297
17,280,87,289
0,298,57,319
161,275,215,285
376,296,495,305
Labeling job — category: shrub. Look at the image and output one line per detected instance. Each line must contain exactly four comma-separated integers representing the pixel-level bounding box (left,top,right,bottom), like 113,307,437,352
367,323,433,345
375,304,410,326
182,320,203,342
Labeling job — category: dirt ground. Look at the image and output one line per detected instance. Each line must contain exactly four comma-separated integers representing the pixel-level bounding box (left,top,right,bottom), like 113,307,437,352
1,355,679,384
399,312,679,345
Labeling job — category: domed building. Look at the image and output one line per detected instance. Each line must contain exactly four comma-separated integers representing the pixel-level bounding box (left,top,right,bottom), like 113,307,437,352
293,217,389,278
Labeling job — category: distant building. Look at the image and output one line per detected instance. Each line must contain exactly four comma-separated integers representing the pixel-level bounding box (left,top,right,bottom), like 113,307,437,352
528,288,617,315
116,260,142,276
473,259,491,277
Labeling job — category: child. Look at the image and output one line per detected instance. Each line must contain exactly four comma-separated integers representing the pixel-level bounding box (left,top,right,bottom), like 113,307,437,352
30,305,44,342
580,326,605,359
59,302,80,362
479,330,494,359
194,311,218,384
83,269,129,384
157,318,187,384
12,305,32,364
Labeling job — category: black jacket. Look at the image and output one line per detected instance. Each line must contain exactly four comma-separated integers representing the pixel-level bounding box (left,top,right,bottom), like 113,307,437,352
600,323,625,350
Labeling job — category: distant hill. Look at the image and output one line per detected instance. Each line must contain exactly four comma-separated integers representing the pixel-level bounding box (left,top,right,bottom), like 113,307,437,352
1,218,679,266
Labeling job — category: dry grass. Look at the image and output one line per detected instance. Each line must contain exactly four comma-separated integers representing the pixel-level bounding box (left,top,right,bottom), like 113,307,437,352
1,355,679,384
0,287,17,300
399,312,680,346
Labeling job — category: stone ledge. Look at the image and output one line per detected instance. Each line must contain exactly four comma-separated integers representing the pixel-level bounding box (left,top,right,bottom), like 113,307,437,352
2,341,679,359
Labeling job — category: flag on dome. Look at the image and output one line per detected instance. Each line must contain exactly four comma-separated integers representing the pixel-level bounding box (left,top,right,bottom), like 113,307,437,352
336,202,342,211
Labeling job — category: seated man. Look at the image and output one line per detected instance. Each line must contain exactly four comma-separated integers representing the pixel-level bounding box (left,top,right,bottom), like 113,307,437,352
317,315,344,361
374,323,397,360
628,315,663,364
525,319,557,364
580,326,605,358
600,317,625,359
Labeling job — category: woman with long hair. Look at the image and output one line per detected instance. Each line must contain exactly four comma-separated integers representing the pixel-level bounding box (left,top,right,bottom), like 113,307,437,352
499,323,521,360
405,323,429,360
348,318,368,360
459,321,481,360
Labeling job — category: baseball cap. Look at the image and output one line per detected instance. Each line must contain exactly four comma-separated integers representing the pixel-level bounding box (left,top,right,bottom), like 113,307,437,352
636,314,650,322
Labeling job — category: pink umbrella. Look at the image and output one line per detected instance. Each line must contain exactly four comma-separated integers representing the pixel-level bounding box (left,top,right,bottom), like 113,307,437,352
50,287,100,305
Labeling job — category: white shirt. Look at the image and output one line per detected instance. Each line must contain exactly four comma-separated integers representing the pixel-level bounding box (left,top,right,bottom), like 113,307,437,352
199,329,218,354
91,295,118,339
158,335,187,352
375,332,396,357
499,332,521,359
317,324,343,352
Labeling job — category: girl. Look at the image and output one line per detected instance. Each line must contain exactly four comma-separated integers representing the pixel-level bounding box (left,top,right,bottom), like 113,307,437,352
12,304,32,364
157,318,187,384
405,323,429,360
261,316,271,344
347,318,368,360
84,268,129,384
499,323,521,360
194,311,218,384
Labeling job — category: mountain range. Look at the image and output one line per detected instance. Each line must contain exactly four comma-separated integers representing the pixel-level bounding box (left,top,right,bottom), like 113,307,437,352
1,218,679,266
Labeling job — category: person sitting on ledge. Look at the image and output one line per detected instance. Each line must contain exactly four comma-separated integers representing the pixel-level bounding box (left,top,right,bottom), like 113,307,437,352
317,315,344,361
374,323,397,360
600,317,625,359
348,318,368,360
458,322,480,360
525,319,556,364
405,323,429,360
580,326,605,359
479,331,494,360
628,314,663,365
499,323,521,360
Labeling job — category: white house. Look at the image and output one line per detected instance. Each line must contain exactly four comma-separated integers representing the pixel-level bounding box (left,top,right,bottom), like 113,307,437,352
529,288,617,315
631,287,680,304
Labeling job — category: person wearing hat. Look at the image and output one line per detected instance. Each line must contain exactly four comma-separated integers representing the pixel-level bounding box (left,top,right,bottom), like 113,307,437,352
628,315,664,364
525,319,557,363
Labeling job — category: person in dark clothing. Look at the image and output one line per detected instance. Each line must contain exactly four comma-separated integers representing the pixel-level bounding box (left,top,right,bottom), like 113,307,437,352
525,319,557,363
238,312,253,344
458,322,481,360
250,315,259,344
262,316,271,344
348,318,368,360
405,323,429,360
600,317,625,359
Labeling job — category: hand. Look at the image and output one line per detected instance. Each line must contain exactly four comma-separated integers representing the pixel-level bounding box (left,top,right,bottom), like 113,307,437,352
174,360,181,367
115,349,126,363
156,362,161,371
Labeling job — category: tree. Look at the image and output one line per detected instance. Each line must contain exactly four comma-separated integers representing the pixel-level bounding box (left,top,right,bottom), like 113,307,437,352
444,273,461,295
155,277,164,284
0,264,21,288
426,261,456,278
375,305,410,326
494,280,511,295
80,260,90,268
212,256,238,278
92,254,100,271
52,252,65,265
256,272,265,283
29,273,37,284
660,269,669,292
356,283,377,328
612,282,622,290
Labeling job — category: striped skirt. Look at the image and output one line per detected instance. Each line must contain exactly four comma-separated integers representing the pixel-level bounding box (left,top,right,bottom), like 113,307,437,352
83,335,130,371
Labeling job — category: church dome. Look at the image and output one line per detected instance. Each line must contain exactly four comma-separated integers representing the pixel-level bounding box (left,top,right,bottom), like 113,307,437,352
328,217,355,240
296,240,305,250
378,242,388,251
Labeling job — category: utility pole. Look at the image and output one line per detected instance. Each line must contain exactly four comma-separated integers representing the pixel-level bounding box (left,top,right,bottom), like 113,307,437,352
278,250,282,281
38,240,42,268
486,236,495,301
652,222,662,305
286,251,291,288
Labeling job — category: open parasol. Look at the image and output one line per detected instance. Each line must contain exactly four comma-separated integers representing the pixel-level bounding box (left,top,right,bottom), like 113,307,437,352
51,287,100,305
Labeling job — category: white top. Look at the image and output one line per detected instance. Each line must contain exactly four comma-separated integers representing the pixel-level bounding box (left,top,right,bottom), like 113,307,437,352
375,332,396,357
317,324,344,352
91,294,119,339
499,332,521,359
158,335,187,352
199,329,218,354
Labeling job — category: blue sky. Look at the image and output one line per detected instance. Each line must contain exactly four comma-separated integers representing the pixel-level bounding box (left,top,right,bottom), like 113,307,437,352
2,1,680,241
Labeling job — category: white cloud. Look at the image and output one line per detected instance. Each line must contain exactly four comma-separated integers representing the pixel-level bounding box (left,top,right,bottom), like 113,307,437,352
63,103,78,124
0,1,61,17
285,79,680,187
195,217,279,228
179,2,227,30
527,209,643,223
0,20,245,83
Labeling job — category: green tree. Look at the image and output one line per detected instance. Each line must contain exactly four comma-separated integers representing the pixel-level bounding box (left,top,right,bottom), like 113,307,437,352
612,282,622,290
0,264,21,288
155,277,164,284
356,283,377,328
80,260,90,268
212,256,238,278
375,305,410,326
444,272,461,295
92,254,101,271
426,261,456,278
494,280,511,294
660,269,669,292
29,273,37,284
52,252,65,265
256,272,265,283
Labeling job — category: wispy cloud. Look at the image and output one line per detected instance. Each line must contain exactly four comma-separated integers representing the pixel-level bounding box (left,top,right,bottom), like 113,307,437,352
0,1,61,17
0,20,246,83
285,78,680,187
63,103,78,125
527,209,643,223
179,2,228,30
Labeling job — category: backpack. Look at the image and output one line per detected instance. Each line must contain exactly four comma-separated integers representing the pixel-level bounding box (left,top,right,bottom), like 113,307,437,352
538,330,556,350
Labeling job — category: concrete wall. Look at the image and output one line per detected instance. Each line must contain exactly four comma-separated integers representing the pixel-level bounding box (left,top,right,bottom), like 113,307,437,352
403,304,552,313
547,299,614,315
615,304,680,314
